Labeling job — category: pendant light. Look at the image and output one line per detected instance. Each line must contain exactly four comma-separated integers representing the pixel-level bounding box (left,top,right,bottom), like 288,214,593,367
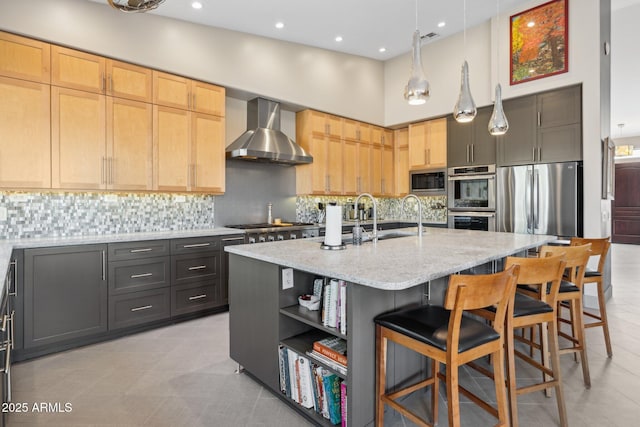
453,0,477,123
488,0,509,135
404,0,430,105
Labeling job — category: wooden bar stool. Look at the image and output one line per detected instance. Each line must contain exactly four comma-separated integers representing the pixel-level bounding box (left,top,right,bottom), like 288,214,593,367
491,254,568,427
374,265,519,427
519,244,592,388
569,237,613,357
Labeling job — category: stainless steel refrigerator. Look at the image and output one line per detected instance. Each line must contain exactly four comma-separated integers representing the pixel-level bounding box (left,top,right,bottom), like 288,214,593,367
496,162,582,238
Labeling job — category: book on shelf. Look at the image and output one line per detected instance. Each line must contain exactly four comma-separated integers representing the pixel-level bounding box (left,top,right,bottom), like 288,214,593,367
306,350,347,376
321,278,347,334
322,372,342,425
286,348,300,404
313,336,347,367
339,281,347,335
297,356,315,409
278,345,290,398
340,381,347,427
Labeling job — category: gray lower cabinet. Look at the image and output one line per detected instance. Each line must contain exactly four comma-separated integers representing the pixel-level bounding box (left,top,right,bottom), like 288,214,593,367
221,235,246,305
24,244,108,349
107,240,171,331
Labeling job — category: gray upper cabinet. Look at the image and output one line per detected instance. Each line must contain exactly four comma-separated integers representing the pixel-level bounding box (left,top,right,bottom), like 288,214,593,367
497,84,582,166
447,106,497,167
24,244,108,349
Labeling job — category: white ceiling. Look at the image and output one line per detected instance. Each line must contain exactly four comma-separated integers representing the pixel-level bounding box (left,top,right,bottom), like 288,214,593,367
92,0,639,138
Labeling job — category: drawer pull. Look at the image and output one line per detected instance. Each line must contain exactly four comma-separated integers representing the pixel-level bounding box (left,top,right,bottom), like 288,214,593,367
130,248,153,253
130,272,153,279
131,305,153,312
188,265,207,271
183,243,211,248
222,237,245,242
188,294,207,301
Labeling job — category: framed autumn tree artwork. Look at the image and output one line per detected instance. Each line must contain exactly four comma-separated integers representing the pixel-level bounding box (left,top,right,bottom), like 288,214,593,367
510,0,568,85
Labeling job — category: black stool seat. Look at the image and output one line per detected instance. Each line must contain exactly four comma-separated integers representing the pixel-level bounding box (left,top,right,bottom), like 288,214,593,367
374,305,499,353
518,279,580,295
584,268,601,278
486,293,552,318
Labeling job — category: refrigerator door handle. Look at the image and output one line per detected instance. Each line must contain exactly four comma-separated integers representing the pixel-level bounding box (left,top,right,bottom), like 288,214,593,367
534,169,540,229
526,169,533,232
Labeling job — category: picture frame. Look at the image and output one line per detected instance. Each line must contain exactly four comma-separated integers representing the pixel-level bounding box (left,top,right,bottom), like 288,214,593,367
602,137,615,200
510,0,568,85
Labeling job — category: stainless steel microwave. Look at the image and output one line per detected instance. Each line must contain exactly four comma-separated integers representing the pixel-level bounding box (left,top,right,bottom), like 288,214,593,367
410,168,447,195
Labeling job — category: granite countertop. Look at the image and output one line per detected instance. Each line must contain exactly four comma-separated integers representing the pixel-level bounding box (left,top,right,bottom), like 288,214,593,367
225,227,557,291
0,228,244,293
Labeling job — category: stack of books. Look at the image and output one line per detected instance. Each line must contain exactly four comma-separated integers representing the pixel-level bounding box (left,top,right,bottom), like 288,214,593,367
306,336,347,375
278,345,347,425
321,279,347,335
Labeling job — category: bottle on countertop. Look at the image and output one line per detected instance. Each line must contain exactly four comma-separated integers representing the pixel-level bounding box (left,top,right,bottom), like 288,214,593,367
267,203,273,224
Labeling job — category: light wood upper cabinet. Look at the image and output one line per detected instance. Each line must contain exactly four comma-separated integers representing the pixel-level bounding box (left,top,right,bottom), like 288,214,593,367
394,128,409,196
371,140,395,196
0,31,50,83
106,60,152,102
51,86,106,189
358,142,371,194
153,106,225,193
153,71,225,116
0,76,51,189
191,112,225,193
408,117,447,170
326,137,343,195
153,105,190,192
343,140,358,195
153,71,190,110
381,145,394,196
343,119,359,141
51,46,105,94
106,97,153,190
371,126,392,146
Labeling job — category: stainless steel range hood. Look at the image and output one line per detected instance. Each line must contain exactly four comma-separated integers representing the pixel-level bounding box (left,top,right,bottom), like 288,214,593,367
226,98,312,165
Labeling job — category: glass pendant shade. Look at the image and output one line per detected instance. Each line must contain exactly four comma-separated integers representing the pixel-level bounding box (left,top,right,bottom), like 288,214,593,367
404,30,430,105
453,61,477,123
488,84,509,135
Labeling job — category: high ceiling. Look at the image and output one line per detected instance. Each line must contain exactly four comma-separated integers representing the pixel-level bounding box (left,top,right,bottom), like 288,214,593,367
90,0,638,137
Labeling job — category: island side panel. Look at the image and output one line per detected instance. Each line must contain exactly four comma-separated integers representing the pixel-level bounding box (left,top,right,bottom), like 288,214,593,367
228,254,280,392
348,282,425,426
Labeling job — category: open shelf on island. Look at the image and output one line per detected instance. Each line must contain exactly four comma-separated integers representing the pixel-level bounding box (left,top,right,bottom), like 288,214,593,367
280,305,347,340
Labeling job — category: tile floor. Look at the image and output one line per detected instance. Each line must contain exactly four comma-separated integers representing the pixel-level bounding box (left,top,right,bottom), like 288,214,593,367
7,243,640,426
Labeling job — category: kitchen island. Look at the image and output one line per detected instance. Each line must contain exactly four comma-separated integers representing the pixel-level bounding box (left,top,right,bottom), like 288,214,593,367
225,227,556,426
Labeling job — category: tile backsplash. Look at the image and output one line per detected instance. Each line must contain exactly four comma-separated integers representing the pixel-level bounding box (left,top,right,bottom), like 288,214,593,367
296,195,447,224
0,192,215,239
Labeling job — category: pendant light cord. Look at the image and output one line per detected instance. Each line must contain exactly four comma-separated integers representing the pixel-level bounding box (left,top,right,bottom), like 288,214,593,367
415,0,418,31
496,0,500,83
463,0,467,60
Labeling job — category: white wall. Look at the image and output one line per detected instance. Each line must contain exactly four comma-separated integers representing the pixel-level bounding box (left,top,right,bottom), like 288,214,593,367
0,0,385,125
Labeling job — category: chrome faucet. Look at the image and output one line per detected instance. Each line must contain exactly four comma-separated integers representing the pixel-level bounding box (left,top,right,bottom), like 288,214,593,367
355,193,378,242
401,194,423,236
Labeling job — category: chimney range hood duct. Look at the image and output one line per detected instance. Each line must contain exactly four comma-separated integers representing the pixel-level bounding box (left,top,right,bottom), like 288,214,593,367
226,98,312,165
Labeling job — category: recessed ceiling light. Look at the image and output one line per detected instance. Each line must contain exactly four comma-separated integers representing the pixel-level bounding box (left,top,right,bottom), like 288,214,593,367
191,1,203,9
527,21,535,27
335,36,343,42
275,22,284,29
437,21,446,28
379,47,386,53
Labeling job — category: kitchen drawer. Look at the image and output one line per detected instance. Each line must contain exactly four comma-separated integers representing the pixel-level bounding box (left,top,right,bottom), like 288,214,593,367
172,252,219,286
171,236,220,254
109,288,170,331
108,256,170,295
171,281,219,316
108,240,171,261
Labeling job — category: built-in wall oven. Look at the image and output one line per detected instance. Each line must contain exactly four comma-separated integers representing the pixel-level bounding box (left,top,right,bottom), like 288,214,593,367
448,165,496,231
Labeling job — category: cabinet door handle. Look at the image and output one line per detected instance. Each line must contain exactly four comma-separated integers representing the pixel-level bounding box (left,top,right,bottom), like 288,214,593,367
537,147,542,161
131,305,153,312
532,147,536,162
471,144,474,163
537,111,542,127
9,260,18,297
188,265,207,271
182,243,211,248
130,272,153,279
188,294,207,301
192,93,196,110
466,145,470,163
130,248,153,253
427,148,431,164
101,73,105,92
109,75,113,93
102,250,106,281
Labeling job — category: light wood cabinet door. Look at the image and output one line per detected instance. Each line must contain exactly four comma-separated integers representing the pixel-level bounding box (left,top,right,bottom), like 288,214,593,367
106,97,153,190
357,142,371,194
191,112,225,193
343,119,359,142
305,134,328,194
106,60,152,102
0,77,51,188
427,118,447,167
326,137,343,194
381,145,394,196
370,144,382,195
51,46,105,93
408,121,427,169
51,87,106,189
382,129,394,147
308,110,329,136
395,144,409,196
327,115,342,139
192,81,225,116
371,126,384,146
153,105,190,191
153,71,190,110
343,140,358,195
0,31,50,83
